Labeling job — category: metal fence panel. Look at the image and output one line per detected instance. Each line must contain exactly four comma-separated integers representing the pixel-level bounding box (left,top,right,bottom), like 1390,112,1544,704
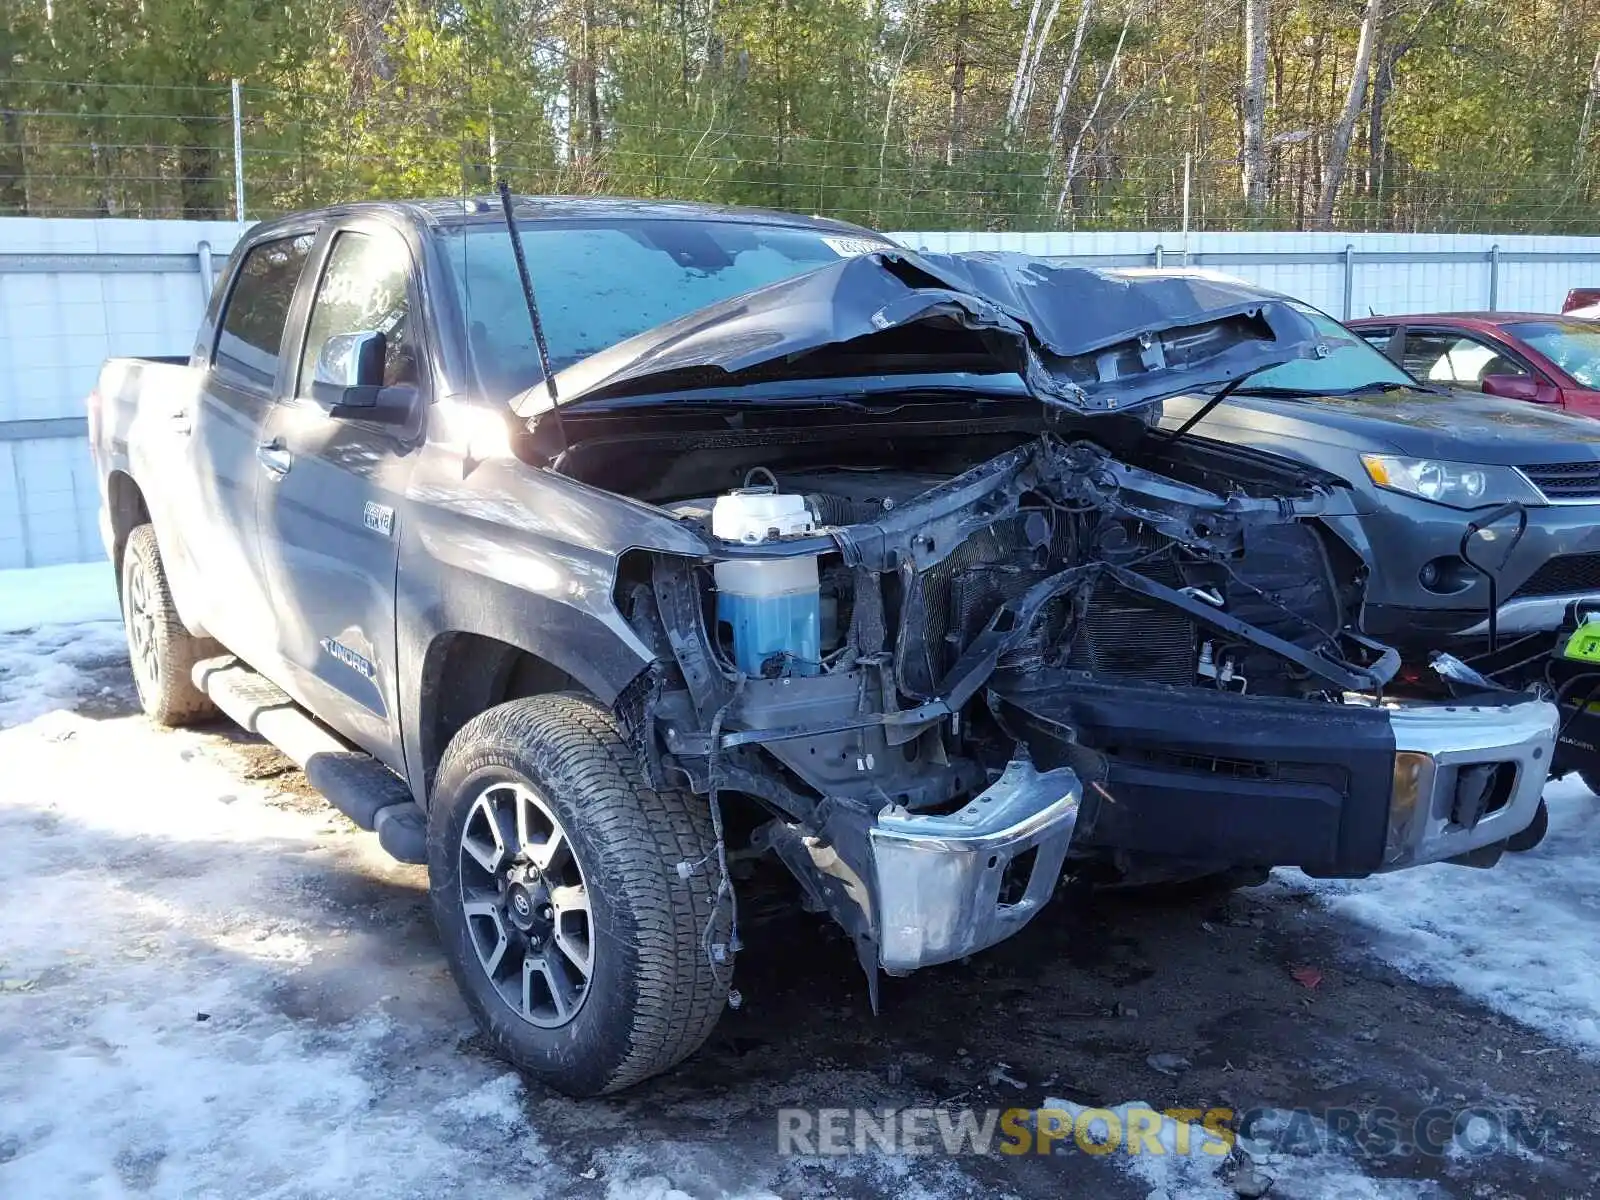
0,218,240,568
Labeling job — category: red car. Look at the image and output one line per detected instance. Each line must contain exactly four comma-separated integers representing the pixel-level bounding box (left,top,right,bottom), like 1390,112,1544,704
1346,312,1600,420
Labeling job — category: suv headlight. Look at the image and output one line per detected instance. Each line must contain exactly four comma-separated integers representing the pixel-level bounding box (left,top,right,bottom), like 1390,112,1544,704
1360,455,1544,508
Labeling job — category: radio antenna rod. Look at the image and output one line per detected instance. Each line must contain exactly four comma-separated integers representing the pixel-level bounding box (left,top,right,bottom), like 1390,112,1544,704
496,179,565,449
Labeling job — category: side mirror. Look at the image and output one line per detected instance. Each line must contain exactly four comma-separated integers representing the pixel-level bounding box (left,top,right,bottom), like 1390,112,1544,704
1481,373,1549,402
311,330,385,408
310,330,416,423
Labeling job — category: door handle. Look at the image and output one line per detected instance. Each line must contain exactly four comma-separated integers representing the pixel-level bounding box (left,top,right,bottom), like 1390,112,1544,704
256,440,293,477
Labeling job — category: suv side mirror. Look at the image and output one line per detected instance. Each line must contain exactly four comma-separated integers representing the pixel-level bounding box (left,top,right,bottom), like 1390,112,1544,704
310,330,414,423
1478,374,1555,406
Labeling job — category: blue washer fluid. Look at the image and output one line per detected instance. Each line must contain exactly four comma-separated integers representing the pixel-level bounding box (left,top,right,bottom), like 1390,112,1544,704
717,587,822,676
711,487,823,677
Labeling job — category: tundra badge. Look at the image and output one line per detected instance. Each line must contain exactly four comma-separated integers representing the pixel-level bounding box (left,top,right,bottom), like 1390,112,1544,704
363,502,395,536
320,637,377,681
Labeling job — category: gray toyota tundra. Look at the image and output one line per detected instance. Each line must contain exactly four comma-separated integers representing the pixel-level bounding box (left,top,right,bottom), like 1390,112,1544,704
88,195,1557,1096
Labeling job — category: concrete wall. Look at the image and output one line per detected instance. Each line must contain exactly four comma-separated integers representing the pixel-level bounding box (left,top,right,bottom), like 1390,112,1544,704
3,217,1600,568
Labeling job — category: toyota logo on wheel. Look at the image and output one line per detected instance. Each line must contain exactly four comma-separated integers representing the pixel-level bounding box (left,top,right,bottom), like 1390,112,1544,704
513,893,531,916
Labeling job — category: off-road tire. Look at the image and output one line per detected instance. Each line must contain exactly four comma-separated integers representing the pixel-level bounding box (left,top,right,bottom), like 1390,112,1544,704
120,524,219,726
428,694,729,1096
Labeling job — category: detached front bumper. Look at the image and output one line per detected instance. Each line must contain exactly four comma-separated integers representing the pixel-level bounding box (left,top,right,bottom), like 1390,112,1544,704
869,760,1080,974
826,691,1554,976
993,680,1557,879
1381,699,1556,870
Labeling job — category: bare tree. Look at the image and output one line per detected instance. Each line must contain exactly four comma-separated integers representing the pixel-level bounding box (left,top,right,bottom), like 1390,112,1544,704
946,0,970,166
1055,0,1134,219
1046,0,1095,150
1366,0,1440,198
1314,0,1382,227
581,0,601,154
1579,45,1600,169
1012,0,1065,132
1241,0,1269,213
1006,0,1049,134
876,0,922,215
0,25,29,214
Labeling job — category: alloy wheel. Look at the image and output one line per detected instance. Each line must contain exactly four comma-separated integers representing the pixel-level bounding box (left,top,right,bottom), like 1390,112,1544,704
458,780,594,1028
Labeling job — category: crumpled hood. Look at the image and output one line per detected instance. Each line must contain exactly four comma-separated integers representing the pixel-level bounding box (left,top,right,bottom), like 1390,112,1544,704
511,251,1323,423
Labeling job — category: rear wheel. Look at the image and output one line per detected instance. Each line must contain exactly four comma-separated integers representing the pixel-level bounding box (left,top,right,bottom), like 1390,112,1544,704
120,524,219,727
428,694,730,1096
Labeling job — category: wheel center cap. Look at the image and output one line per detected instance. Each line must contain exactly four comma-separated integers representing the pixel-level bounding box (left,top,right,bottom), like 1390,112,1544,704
506,883,535,930
504,879,551,937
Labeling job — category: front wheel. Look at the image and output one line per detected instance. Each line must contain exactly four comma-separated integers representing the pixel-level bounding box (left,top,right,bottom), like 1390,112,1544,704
428,695,730,1096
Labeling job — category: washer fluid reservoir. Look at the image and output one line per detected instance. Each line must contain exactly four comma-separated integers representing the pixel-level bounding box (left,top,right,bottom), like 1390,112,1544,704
711,487,821,676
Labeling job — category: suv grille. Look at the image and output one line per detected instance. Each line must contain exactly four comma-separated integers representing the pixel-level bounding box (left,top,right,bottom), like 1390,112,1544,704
1510,554,1600,599
1522,461,1600,501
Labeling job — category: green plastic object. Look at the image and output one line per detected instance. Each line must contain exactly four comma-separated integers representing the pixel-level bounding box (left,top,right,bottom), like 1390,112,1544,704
1563,622,1600,663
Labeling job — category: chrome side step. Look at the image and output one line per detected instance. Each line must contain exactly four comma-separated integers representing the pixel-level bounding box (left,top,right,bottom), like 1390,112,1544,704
191,656,426,864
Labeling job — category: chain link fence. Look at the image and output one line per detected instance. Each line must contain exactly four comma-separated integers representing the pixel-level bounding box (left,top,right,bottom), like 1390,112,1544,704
6,79,1600,232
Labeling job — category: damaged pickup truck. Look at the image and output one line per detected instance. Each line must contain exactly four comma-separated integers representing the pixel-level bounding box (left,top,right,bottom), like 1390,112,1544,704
88,196,1558,1096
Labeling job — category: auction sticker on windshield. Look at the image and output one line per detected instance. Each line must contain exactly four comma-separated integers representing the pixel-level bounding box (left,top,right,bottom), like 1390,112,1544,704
822,236,889,257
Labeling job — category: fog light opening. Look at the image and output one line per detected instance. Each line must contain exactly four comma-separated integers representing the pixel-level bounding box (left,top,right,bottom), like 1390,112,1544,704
998,846,1039,907
1419,555,1474,595
1450,762,1518,829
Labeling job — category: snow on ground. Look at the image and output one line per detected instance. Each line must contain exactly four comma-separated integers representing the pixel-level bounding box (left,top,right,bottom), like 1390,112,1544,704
3,561,1590,1199
1303,776,1600,1056
0,560,126,725
0,559,119,632
0,569,987,1200
0,620,130,726
1044,1099,1449,1200
0,701,559,1197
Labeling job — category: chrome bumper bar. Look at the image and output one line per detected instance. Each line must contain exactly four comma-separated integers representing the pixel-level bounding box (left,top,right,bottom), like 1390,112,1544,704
870,759,1080,974
1380,698,1557,870
862,698,1554,972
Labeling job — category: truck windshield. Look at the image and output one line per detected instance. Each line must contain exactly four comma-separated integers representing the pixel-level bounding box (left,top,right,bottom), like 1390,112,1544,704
1240,304,1415,394
1504,320,1600,387
435,219,887,398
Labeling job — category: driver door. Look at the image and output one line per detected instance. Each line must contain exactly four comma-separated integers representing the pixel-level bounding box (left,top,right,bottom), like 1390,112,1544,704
255,221,427,768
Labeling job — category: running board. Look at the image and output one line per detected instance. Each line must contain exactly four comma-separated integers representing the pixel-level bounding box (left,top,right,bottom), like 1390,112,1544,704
191,656,426,864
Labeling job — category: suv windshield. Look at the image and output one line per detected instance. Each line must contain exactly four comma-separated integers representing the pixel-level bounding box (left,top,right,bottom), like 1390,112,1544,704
1505,320,1600,387
1241,304,1415,393
435,218,887,398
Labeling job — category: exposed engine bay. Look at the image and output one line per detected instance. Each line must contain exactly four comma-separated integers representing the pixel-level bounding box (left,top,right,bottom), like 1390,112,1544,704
585,425,1401,985
539,376,1552,999
645,439,1377,709
564,420,1556,995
